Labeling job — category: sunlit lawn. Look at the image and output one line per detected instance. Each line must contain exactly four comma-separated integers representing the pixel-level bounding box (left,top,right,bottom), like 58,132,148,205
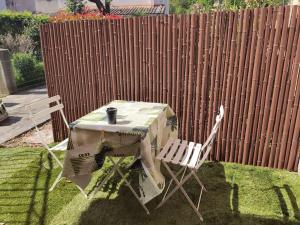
0,146,299,225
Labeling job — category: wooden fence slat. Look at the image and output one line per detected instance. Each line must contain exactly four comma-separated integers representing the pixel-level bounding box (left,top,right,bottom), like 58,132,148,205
194,13,206,143
226,9,244,162
270,6,296,168
252,7,274,165
222,12,238,162
243,8,267,164
217,12,234,160
261,6,285,166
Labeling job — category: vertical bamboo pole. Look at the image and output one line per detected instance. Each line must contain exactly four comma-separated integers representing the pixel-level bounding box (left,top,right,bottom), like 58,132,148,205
139,17,144,101
181,15,191,139
216,12,234,160
179,15,186,137
228,9,249,162
93,20,100,106
66,21,76,131
121,18,128,100
207,11,219,139
152,16,158,103
199,12,212,144
175,15,184,133
279,13,300,168
222,12,238,161
116,19,123,99
147,16,152,102
243,8,267,164
287,90,300,170
103,20,112,102
250,7,273,165
167,15,173,105
155,16,161,103
185,14,197,141
78,21,88,114
128,18,134,99
124,18,131,100
237,9,258,163
193,13,206,143
53,23,66,139
225,10,243,162
159,16,164,103
254,7,284,165
284,74,300,168
171,14,178,109
88,20,97,109
255,8,278,165
262,6,290,167
162,16,168,103
269,7,295,167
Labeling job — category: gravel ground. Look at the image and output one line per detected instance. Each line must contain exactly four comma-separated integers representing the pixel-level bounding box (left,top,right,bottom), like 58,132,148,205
1,121,53,148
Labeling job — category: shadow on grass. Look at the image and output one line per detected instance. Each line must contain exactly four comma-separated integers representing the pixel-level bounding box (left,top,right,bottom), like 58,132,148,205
77,162,300,225
284,184,300,221
0,150,78,225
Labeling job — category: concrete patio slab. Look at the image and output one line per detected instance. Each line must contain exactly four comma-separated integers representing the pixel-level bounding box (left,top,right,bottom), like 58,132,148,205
0,86,50,144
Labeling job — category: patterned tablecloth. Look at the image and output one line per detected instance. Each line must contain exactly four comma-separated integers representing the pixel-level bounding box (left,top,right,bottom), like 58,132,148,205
62,100,178,203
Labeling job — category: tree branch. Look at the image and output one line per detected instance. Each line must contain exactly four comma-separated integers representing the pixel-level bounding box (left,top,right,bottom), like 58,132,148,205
88,0,108,14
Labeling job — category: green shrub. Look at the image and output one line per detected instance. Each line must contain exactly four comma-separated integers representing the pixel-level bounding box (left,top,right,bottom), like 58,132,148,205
0,10,49,36
66,0,85,13
0,10,49,59
35,62,45,78
12,53,45,87
0,33,34,55
170,0,288,13
23,19,45,59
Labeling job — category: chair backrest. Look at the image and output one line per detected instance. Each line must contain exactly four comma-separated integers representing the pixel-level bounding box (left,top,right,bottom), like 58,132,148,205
25,95,69,149
195,105,224,169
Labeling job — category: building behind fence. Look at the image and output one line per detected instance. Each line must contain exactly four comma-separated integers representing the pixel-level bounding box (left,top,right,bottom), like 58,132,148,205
40,6,300,171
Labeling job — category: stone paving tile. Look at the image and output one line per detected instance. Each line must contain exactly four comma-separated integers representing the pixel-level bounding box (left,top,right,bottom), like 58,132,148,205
0,86,49,144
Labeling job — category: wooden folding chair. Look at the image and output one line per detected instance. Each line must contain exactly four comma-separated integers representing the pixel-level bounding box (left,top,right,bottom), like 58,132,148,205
156,106,224,221
25,95,87,198
90,156,150,214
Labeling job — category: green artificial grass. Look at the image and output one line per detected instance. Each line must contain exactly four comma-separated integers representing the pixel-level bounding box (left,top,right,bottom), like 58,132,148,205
0,147,299,225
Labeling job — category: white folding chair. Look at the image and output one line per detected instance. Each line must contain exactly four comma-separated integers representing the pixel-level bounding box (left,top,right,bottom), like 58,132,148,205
90,156,150,214
156,105,224,221
25,95,87,198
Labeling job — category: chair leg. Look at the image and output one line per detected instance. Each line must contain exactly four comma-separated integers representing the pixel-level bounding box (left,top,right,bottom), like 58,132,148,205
47,150,64,168
157,167,207,209
108,156,150,215
76,184,88,199
160,162,203,221
49,171,63,192
190,169,207,192
156,168,193,209
90,157,125,200
161,167,186,204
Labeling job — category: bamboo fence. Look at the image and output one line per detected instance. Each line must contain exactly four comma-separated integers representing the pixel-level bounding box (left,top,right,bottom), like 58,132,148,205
40,6,300,171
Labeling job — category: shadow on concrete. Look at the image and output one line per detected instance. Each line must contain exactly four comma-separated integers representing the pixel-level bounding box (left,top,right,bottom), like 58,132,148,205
3,102,19,108
19,89,47,95
0,116,22,126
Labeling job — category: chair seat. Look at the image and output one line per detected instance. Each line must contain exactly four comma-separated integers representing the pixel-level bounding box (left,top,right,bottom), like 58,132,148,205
156,139,203,169
50,138,69,151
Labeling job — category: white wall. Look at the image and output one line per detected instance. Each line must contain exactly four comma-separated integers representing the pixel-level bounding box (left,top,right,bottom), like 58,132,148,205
289,0,299,4
111,0,153,7
6,0,35,11
35,0,66,13
0,0,6,10
110,0,169,14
